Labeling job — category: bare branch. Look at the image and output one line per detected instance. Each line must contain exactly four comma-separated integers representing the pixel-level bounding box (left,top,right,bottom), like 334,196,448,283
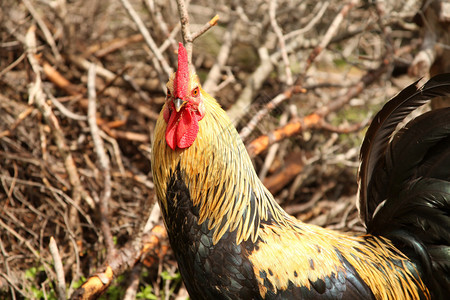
25,26,94,229
176,0,219,64
22,0,62,62
191,14,219,41
87,64,115,259
0,107,34,139
145,0,178,50
70,224,168,299
285,2,329,40
0,52,26,78
247,53,391,157
226,47,272,124
49,95,87,121
119,0,172,79
0,218,40,261
123,264,141,300
203,17,236,93
49,237,66,300
240,92,289,141
304,0,358,73
176,0,193,60
269,0,293,85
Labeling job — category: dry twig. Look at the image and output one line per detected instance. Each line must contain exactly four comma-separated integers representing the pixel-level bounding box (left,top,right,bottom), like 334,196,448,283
247,53,391,156
226,47,272,123
25,26,94,229
269,0,293,85
203,17,236,93
49,236,66,300
22,0,62,62
87,64,116,258
119,0,172,80
176,0,219,64
304,0,358,73
70,224,168,299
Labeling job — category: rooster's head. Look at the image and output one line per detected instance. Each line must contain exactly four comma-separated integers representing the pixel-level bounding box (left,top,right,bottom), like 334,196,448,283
163,43,205,150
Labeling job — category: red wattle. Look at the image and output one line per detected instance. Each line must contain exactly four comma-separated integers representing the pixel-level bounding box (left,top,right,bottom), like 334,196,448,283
165,110,179,150
177,109,199,148
165,109,200,150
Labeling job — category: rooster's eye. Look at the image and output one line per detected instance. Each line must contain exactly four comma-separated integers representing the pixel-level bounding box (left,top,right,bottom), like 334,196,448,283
167,88,171,97
192,87,199,97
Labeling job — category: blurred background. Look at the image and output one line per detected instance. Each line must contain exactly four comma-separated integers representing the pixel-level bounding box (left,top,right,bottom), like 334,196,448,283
0,0,449,298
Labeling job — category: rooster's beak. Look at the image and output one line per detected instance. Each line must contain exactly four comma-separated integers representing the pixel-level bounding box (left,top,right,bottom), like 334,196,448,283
174,98,187,112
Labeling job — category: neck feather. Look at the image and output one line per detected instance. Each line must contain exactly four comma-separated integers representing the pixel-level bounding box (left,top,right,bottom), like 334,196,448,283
153,90,296,244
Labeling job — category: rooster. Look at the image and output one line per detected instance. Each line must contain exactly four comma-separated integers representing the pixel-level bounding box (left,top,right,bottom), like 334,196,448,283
151,43,450,299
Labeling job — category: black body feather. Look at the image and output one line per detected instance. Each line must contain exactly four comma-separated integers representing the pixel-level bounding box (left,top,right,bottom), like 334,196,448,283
359,74,450,224
164,165,376,299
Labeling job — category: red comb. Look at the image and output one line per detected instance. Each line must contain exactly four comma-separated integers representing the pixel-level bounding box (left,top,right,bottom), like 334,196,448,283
175,42,189,99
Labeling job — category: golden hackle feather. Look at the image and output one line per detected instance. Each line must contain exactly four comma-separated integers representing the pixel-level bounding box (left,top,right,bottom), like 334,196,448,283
153,77,296,245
